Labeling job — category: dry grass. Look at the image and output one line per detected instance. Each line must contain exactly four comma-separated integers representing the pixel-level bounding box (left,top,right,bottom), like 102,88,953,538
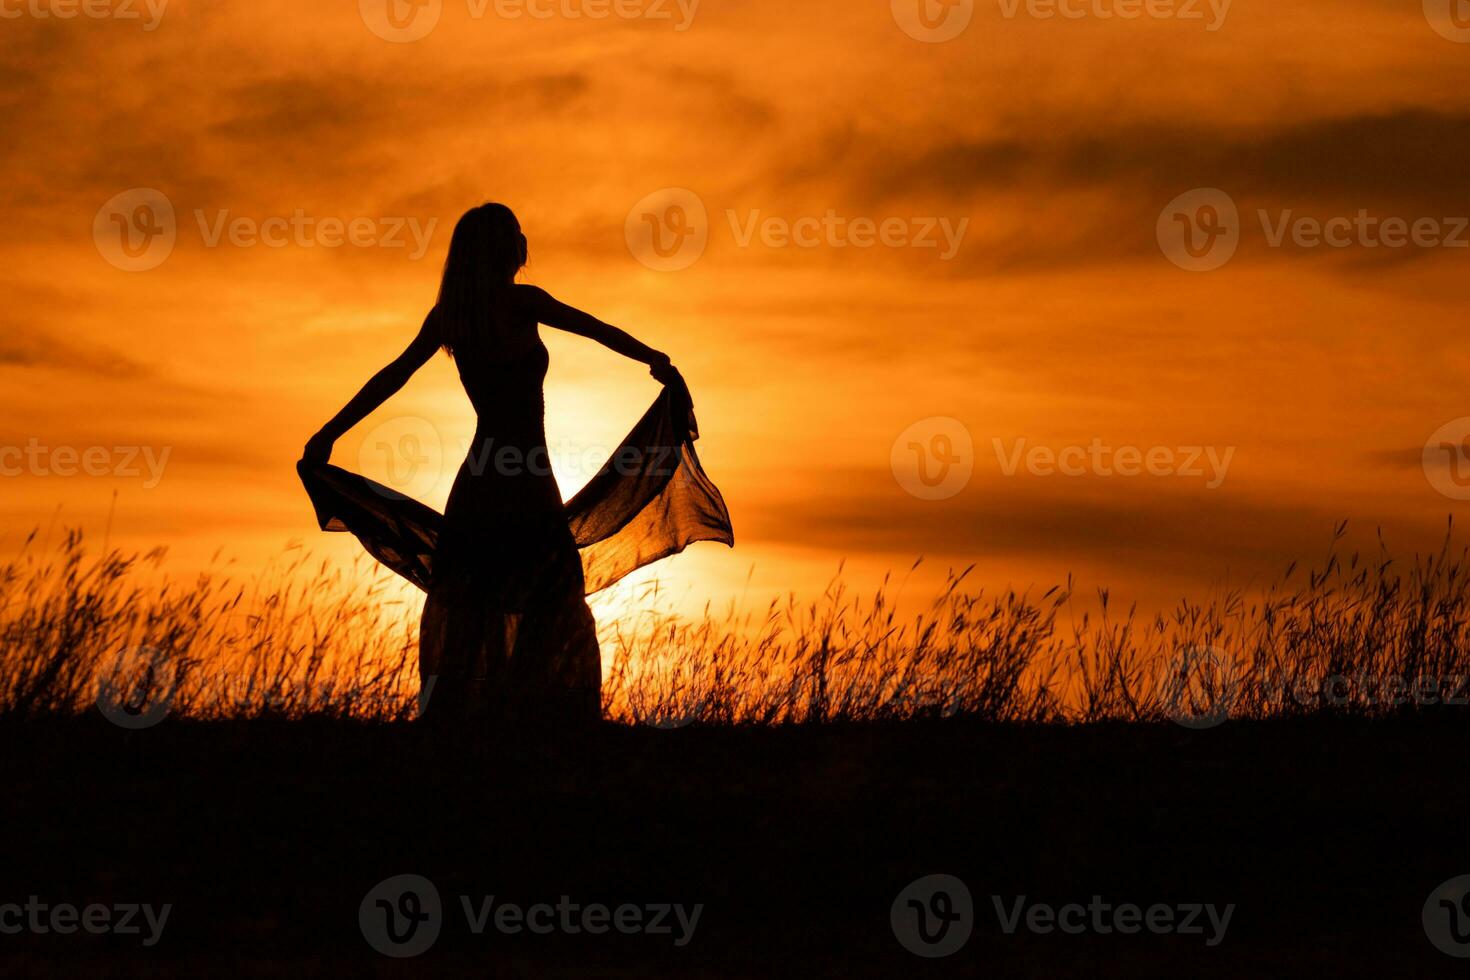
0,529,422,723
4,521,1470,726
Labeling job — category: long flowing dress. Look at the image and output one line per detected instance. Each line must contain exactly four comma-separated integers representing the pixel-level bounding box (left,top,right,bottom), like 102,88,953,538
297,326,733,725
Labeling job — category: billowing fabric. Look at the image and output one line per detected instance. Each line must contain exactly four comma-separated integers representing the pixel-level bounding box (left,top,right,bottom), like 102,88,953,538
297,358,732,723
297,379,733,596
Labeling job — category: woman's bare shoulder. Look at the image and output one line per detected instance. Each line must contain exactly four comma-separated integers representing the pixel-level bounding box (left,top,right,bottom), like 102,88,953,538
509,283,552,310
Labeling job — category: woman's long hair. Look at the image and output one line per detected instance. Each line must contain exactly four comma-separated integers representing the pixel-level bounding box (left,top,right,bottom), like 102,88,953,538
435,203,528,356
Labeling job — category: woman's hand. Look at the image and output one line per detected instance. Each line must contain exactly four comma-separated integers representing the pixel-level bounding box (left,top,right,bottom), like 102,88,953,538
302,430,335,465
649,354,679,385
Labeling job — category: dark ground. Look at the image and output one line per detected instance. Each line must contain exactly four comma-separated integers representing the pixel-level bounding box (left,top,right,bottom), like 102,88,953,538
0,714,1466,977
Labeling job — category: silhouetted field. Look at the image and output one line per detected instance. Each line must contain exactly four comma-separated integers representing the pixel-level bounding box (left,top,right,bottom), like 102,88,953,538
2,714,1466,976
2,529,1470,975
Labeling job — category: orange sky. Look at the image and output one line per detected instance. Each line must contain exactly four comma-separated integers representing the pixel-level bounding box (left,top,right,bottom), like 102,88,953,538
3,0,1470,622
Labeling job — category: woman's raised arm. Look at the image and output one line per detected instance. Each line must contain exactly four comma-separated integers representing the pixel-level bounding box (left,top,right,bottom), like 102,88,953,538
520,285,677,382
302,311,441,463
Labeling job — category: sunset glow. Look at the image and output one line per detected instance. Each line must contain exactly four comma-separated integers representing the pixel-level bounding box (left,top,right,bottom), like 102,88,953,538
4,0,1469,627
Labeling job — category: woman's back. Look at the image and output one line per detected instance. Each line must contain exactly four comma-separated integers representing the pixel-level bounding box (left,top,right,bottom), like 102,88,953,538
439,286,550,437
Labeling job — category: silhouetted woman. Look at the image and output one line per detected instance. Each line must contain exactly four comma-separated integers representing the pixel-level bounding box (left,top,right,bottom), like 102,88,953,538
302,203,686,725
